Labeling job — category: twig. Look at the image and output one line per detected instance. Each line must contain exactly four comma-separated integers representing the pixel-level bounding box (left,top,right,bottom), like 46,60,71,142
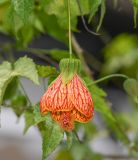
26,48,58,68
76,0,100,36
103,154,137,160
71,34,101,75
19,81,32,105
73,130,83,144
71,34,92,77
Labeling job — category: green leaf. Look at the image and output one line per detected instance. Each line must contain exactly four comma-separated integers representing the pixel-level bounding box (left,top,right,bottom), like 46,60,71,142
66,132,73,149
3,77,19,101
96,0,106,32
0,61,13,104
36,65,58,78
33,107,64,159
49,49,70,61
123,78,138,103
44,0,90,29
24,109,34,134
84,77,115,121
42,115,63,160
0,56,39,105
133,7,137,28
55,149,73,160
132,0,138,8
131,0,138,27
11,95,27,117
102,34,138,77
0,0,8,5
11,0,34,24
88,0,102,23
14,56,39,85
33,105,48,125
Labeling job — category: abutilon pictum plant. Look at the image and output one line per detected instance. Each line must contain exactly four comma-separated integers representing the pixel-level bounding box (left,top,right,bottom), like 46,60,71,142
40,58,94,132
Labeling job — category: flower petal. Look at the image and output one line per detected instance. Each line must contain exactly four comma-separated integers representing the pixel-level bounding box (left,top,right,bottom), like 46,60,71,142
40,75,74,113
70,75,94,117
52,111,74,131
71,109,93,123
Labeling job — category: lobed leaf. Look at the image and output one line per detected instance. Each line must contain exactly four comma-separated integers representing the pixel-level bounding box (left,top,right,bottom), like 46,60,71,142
14,56,39,85
84,77,115,121
88,0,102,23
11,0,34,23
24,109,34,134
0,56,39,104
36,65,58,78
0,62,13,104
123,78,138,103
42,117,63,160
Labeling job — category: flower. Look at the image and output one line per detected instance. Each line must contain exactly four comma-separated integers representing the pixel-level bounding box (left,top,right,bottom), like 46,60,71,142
40,74,94,132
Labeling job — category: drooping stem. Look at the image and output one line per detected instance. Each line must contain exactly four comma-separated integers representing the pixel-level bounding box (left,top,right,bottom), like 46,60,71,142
19,81,32,105
87,74,129,86
67,0,72,58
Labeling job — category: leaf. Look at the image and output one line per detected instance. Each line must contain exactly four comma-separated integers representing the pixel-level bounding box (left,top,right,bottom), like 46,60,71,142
132,0,138,8
133,7,137,28
88,0,102,23
36,65,58,78
44,0,90,29
24,109,34,134
42,115,63,160
0,0,9,4
131,0,138,27
0,61,13,104
71,143,102,160
96,0,106,32
123,78,138,103
33,105,48,125
84,77,115,121
11,0,34,24
3,77,19,100
33,106,64,159
49,49,70,61
66,132,73,149
11,95,27,117
14,56,39,85
102,34,138,76
55,149,74,160
0,56,39,105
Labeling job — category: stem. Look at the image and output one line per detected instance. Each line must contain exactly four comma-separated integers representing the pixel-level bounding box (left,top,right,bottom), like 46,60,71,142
73,130,83,143
42,78,46,92
76,0,100,36
67,0,72,58
87,74,129,86
0,105,1,128
19,81,31,105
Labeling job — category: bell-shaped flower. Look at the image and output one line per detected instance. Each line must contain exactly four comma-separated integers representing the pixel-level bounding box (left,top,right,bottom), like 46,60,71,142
40,59,94,131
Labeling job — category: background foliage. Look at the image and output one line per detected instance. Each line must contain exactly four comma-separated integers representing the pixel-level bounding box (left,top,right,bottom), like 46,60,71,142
0,0,138,160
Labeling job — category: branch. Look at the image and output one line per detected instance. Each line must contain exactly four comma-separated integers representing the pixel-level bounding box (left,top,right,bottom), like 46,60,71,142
103,154,137,160
26,48,58,68
71,34,101,75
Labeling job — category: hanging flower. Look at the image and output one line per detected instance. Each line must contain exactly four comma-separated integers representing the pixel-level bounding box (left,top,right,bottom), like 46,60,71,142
40,59,94,132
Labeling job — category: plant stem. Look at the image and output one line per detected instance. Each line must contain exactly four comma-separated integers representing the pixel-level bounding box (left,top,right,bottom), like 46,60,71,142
67,0,72,58
87,74,129,86
73,130,83,143
19,81,32,105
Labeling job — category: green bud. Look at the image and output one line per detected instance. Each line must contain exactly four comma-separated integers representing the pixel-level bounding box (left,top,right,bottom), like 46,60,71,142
59,58,81,85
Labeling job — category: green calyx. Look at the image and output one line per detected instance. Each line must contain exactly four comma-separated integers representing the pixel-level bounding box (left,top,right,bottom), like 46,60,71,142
59,58,81,85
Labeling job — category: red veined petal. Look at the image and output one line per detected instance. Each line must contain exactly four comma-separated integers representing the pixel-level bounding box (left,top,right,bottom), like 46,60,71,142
40,75,74,113
52,111,74,132
70,75,94,117
40,95,48,114
71,109,94,123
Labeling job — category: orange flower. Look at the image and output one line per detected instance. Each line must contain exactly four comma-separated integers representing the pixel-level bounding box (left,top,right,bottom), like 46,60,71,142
40,74,94,132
